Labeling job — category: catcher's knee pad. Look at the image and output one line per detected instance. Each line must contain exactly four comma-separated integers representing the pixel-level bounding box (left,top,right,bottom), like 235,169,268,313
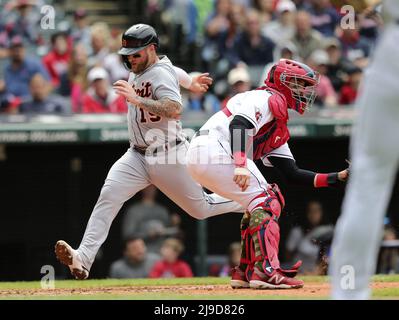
248,183,285,220
240,211,252,266
249,208,281,272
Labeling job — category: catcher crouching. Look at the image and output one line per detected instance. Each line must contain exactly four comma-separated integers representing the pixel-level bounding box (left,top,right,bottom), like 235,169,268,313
187,59,349,289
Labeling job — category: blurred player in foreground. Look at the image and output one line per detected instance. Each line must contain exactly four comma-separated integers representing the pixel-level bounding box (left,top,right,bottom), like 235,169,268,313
330,0,399,299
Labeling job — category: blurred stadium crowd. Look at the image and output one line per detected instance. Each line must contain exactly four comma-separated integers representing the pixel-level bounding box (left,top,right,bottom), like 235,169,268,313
0,0,383,116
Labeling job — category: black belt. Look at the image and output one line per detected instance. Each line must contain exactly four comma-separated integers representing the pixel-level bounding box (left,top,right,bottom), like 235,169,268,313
193,130,210,138
134,139,183,155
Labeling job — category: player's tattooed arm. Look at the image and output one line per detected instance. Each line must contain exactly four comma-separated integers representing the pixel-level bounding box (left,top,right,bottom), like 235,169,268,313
136,96,182,119
113,80,182,119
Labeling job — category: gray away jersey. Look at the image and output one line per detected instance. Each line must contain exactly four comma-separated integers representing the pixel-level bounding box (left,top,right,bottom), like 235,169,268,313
127,56,184,147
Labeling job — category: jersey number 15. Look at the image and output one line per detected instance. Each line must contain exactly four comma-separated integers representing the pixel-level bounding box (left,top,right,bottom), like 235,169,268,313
139,109,161,123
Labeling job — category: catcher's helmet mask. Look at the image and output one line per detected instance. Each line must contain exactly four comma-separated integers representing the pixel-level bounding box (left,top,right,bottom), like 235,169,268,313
118,24,159,70
265,59,319,114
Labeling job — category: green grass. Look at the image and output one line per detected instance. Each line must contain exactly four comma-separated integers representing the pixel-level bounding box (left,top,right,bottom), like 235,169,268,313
0,277,228,290
0,275,398,300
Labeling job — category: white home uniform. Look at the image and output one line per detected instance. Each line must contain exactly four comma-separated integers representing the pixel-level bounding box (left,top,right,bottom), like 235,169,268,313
187,89,294,211
330,0,399,299
77,56,243,271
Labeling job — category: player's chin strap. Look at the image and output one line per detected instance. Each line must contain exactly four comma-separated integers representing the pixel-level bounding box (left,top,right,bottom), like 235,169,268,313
240,184,302,278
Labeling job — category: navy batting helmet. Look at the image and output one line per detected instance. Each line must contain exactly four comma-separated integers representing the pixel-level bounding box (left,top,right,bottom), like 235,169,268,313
118,24,159,70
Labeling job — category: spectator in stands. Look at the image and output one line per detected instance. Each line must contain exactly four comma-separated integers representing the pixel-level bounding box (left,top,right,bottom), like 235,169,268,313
331,0,369,13
290,10,324,61
167,212,185,241
204,0,232,40
306,49,337,107
219,242,241,277
59,43,89,113
0,25,9,59
82,67,127,113
304,0,340,37
71,9,92,54
2,0,43,46
323,37,352,92
292,0,307,10
0,79,21,114
42,32,71,89
220,65,251,109
215,3,246,63
122,186,171,254
3,35,50,99
103,32,129,84
273,41,300,62
87,22,111,68
229,2,247,31
378,223,399,274
109,236,160,279
338,15,371,69
286,200,334,275
253,0,275,26
357,2,383,49
338,65,363,105
230,9,275,67
149,238,193,278
202,0,232,68
19,73,70,114
182,72,220,114
161,0,199,46
262,0,297,47
258,42,301,87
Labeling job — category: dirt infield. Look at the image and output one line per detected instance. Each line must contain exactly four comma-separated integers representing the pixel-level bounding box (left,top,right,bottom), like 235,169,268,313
1,281,399,299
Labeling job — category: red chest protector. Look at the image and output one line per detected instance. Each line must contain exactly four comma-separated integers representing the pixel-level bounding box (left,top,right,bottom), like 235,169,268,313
252,87,290,161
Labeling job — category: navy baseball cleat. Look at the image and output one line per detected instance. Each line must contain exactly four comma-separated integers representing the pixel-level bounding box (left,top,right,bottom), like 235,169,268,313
55,240,89,280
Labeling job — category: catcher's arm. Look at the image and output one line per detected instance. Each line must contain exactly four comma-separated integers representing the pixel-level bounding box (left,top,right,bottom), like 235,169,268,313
230,115,254,192
268,156,349,188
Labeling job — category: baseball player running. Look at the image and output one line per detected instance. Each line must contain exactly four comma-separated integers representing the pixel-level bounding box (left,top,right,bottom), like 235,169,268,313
55,24,243,280
187,59,349,289
330,0,399,299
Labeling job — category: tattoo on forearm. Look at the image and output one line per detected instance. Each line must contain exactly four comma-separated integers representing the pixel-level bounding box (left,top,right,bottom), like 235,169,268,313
136,97,182,119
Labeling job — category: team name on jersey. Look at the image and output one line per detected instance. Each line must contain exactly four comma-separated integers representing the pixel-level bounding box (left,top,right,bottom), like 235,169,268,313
133,82,152,98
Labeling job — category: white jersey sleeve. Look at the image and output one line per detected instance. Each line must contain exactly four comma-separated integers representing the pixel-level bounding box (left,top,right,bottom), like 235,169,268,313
227,90,274,134
173,66,193,89
261,142,295,167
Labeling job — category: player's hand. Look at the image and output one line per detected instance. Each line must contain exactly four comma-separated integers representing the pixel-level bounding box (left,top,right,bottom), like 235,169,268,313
233,167,251,192
113,80,140,105
338,169,349,182
189,73,213,94
338,159,351,182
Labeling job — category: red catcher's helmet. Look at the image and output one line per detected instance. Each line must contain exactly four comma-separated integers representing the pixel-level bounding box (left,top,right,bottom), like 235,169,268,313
265,59,320,114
